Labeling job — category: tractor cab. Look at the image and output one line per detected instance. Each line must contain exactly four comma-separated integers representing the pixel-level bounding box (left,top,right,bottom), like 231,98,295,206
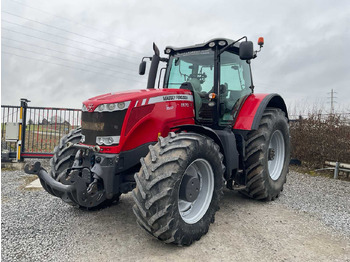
141,37,259,128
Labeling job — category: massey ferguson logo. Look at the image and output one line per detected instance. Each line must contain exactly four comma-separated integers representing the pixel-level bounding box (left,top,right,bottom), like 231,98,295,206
163,95,190,101
87,104,94,112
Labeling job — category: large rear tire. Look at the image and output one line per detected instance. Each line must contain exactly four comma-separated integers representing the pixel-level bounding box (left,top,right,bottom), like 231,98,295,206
50,128,120,207
243,108,290,201
132,132,224,246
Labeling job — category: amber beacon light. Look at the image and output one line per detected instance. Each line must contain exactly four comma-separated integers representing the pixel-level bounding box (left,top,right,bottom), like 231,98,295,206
258,37,264,47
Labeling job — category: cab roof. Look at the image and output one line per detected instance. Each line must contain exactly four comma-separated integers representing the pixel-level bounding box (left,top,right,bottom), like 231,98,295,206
164,38,241,54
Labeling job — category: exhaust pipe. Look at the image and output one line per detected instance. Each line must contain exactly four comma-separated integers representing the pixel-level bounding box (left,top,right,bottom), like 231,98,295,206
147,43,160,89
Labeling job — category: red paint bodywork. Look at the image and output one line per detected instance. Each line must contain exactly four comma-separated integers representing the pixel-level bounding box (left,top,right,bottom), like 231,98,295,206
232,93,269,130
82,90,271,153
82,89,195,154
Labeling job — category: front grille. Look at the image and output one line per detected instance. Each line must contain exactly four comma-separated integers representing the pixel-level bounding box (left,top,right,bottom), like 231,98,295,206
81,110,127,145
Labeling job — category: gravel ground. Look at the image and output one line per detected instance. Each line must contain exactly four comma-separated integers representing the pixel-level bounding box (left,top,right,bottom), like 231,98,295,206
1,168,350,261
275,171,350,239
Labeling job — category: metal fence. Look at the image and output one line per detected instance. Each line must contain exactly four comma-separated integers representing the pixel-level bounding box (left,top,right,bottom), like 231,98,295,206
1,99,81,160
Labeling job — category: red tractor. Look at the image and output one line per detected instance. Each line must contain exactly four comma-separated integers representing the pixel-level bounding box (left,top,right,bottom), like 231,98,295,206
25,36,290,246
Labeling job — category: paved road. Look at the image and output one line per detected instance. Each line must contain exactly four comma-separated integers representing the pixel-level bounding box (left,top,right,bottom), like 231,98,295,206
1,170,350,262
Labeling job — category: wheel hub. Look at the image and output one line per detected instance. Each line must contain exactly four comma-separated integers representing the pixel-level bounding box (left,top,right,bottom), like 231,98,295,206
267,130,285,180
268,148,275,160
178,158,214,224
179,175,200,202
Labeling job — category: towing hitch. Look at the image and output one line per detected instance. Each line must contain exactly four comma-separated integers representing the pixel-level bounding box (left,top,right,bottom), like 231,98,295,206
24,162,77,205
24,160,110,208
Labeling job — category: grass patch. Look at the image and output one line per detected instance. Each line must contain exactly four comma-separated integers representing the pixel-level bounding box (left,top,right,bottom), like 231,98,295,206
1,166,17,171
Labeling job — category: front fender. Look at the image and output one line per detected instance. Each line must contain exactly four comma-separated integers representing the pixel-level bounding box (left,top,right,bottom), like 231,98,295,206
172,124,239,181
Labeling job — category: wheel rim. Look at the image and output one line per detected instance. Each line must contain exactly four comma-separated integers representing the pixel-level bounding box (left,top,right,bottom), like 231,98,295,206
178,159,214,224
268,130,285,180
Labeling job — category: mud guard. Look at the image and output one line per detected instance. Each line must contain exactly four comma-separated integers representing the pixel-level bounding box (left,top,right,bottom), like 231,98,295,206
172,124,239,181
233,93,288,131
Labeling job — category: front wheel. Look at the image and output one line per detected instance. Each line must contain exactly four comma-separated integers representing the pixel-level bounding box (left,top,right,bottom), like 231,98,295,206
243,108,290,201
132,132,225,246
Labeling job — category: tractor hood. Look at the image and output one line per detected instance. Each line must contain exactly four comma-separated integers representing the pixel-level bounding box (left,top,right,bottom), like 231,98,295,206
82,88,193,112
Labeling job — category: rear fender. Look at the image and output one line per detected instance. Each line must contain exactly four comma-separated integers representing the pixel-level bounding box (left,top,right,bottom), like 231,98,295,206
233,93,288,131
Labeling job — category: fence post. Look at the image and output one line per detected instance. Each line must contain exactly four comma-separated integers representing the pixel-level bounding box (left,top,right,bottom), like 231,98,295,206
17,98,30,162
334,162,340,179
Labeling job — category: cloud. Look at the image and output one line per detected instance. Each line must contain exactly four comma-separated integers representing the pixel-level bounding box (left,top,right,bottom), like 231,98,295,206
1,0,349,113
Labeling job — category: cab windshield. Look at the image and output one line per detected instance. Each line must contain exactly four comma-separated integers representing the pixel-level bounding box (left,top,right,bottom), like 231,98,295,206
164,49,214,92
164,49,214,123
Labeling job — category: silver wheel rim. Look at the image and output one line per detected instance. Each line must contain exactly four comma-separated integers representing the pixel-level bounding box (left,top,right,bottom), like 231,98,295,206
178,159,214,224
268,130,285,180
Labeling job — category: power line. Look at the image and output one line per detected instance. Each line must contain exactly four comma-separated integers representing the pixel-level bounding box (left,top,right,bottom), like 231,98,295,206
2,36,136,72
2,27,139,65
2,51,146,83
1,19,140,60
6,0,139,46
2,43,142,80
2,50,117,79
2,10,143,55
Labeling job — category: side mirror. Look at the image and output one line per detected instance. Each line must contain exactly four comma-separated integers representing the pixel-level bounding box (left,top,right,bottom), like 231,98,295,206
139,61,146,75
239,41,254,60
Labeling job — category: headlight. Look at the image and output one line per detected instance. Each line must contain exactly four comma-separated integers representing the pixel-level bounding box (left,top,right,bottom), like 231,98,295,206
96,136,120,146
117,102,125,109
107,103,116,110
94,101,131,112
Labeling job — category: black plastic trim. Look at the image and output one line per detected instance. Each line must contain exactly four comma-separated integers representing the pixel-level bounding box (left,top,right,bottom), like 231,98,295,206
116,142,156,172
214,128,239,181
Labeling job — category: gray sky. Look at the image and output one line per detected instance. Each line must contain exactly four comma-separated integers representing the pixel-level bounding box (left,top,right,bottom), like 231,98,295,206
1,0,350,116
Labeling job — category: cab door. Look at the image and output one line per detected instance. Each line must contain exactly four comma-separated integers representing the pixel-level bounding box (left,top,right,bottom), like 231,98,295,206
218,51,252,126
